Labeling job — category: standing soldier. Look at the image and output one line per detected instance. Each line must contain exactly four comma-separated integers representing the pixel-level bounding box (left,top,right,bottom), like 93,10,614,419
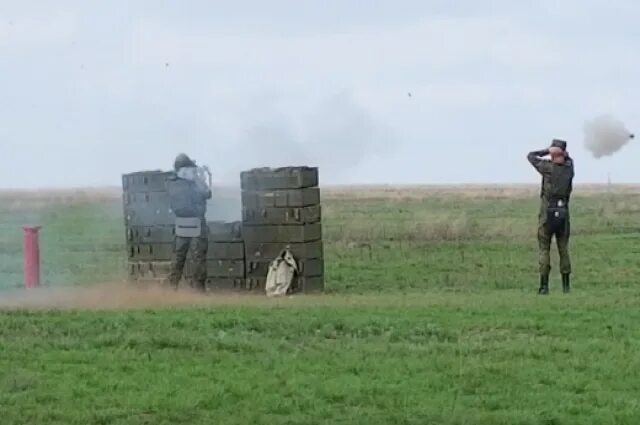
167,153,212,291
527,139,575,295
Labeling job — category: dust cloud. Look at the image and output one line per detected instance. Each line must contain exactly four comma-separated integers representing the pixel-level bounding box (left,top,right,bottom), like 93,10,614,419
0,282,263,310
583,115,635,158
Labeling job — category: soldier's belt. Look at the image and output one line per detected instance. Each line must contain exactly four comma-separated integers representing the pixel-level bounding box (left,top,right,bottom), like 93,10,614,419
175,217,202,237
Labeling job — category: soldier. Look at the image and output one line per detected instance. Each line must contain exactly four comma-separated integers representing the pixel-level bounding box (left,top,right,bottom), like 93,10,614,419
527,139,575,295
167,153,212,291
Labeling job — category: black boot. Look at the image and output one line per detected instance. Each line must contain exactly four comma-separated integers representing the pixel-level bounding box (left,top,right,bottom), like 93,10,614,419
538,274,549,295
167,277,179,291
191,279,206,293
562,273,570,293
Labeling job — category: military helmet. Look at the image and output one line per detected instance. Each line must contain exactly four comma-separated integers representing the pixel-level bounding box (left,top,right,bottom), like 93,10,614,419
551,139,567,151
174,153,196,170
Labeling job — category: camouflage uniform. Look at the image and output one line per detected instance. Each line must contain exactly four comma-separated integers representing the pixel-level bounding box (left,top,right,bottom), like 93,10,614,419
169,221,209,290
527,141,575,294
167,154,212,291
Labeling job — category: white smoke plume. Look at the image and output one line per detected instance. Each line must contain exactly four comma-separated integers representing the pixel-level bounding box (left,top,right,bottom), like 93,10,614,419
210,91,395,185
583,115,634,158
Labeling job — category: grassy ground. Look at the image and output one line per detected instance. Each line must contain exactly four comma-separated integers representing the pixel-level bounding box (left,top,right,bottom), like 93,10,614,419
1,185,640,424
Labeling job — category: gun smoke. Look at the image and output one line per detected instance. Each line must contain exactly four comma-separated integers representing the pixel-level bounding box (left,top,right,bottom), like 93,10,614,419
583,115,635,158
216,92,394,184
201,91,395,221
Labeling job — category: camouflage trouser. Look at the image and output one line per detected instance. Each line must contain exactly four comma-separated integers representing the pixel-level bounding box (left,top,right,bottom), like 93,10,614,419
537,218,571,275
168,223,208,290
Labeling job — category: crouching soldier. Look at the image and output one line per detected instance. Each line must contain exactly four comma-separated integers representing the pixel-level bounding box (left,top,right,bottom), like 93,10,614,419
527,139,575,294
167,153,212,291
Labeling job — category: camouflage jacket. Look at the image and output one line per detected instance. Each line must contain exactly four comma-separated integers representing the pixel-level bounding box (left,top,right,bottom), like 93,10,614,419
167,171,211,219
527,149,575,207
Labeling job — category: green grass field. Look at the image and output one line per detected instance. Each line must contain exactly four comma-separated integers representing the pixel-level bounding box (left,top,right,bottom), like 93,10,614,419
1,185,639,424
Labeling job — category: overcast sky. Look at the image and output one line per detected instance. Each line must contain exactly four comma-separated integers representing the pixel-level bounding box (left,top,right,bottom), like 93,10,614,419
1,0,639,188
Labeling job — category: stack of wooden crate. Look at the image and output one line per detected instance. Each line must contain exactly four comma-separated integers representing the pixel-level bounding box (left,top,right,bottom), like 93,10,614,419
122,170,175,283
240,167,324,293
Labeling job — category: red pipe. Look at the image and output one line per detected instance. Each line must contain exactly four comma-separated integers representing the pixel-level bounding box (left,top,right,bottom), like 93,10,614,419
23,226,41,288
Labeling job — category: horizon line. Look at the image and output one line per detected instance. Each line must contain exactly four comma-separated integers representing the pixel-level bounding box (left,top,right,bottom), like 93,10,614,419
0,182,638,192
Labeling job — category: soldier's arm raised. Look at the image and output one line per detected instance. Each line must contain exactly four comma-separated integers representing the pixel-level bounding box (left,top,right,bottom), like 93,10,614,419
527,149,552,175
565,152,574,168
565,154,575,200
193,178,212,200
201,185,212,200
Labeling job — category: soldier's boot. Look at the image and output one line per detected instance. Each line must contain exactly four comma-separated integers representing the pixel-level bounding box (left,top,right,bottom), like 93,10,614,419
190,278,206,293
562,273,570,294
195,281,206,293
538,274,549,295
167,275,180,291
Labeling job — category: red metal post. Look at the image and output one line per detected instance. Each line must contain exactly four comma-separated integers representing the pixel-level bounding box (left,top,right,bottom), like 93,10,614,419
23,226,41,288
